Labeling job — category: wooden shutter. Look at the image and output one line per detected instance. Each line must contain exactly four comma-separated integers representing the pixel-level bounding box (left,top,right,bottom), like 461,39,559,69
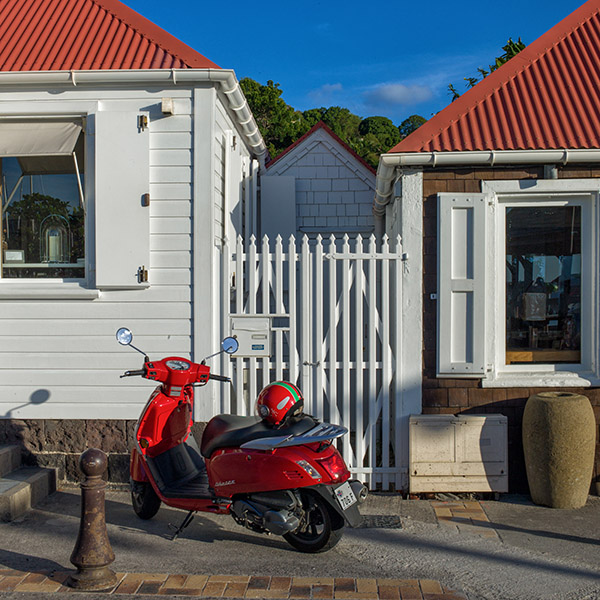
94,112,150,289
437,193,488,376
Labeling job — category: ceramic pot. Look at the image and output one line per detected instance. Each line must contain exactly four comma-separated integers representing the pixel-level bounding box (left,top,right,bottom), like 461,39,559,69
522,392,595,509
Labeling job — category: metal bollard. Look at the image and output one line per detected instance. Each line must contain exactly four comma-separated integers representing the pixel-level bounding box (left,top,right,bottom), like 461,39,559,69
67,448,118,591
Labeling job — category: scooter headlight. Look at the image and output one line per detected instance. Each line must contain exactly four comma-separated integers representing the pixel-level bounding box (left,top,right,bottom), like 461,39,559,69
296,460,321,480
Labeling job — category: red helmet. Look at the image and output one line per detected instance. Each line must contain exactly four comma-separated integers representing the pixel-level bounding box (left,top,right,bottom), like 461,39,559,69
256,381,304,427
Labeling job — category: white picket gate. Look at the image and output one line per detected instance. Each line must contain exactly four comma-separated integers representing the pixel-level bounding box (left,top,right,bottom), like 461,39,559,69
219,234,404,490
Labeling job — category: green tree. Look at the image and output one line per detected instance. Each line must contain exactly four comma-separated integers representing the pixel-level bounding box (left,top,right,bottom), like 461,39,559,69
398,114,427,139
359,117,401,149
239,78,304,158
320,106,362,143
449,37,526,98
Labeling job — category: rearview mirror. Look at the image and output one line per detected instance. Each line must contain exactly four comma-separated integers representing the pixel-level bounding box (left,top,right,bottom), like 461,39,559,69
222,336,239,354
116,327,133,346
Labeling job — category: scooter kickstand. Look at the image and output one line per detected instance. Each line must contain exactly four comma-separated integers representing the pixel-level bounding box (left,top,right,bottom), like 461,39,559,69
168,510,195,541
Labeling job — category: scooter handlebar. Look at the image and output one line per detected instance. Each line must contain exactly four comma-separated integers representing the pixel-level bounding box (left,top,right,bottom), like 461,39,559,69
120,368,146,378
209,373,231,383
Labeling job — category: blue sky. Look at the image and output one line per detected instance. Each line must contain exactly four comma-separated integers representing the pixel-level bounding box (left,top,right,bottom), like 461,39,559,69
129,0,584,126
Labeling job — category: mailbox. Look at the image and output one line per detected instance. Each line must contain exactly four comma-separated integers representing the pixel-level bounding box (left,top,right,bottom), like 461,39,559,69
230,316,271,357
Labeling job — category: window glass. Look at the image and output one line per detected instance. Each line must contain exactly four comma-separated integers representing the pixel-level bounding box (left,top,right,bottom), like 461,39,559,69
1,149,84,279
505,205,581,364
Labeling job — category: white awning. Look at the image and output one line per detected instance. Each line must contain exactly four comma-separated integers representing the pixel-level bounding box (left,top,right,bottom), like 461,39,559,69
0,119,82,157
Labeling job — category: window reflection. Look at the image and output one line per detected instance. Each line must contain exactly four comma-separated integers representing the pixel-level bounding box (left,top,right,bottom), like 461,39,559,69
505,206,581,364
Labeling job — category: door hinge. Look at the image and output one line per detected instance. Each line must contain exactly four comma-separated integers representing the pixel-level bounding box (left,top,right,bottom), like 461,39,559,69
137,266,148,283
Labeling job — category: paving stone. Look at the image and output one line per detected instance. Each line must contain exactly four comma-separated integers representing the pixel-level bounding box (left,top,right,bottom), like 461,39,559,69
419,580,443,594
335,577,356,592
202,581,226,596
184,575,209,588
248,575,270,589
378,585,400,600
223,582,248,597
289,584,311,598
137,581,163,594
313,584,334,599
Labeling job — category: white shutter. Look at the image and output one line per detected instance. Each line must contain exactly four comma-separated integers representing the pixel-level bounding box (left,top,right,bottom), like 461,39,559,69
437,193,488,376
94,112,150,289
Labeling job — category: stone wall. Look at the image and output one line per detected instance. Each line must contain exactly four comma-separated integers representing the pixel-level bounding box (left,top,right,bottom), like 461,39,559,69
422,165,600,492
0,419,206,484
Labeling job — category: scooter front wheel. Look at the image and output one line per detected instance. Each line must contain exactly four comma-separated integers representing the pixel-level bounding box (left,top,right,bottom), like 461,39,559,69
131,481,161,520
284,490,343,553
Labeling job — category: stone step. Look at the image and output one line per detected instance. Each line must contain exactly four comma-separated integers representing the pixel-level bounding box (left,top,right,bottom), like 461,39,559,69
0,445,21,477
0,466,56,522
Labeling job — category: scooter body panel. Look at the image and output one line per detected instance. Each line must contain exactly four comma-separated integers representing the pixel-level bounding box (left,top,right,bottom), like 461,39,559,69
206,444,350,497
130,448,149,482
136,388,193,458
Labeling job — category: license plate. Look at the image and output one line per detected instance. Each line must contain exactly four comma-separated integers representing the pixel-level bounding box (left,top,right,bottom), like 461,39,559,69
334,482,357,510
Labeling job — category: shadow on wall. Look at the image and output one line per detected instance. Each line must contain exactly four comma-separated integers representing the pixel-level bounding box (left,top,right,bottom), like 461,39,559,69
0,390,51,468
3,389,51,419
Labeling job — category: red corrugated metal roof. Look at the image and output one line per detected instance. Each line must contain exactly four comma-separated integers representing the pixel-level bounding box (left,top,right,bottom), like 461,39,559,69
0,0,220,71
388,0,600,154
267,121,377,174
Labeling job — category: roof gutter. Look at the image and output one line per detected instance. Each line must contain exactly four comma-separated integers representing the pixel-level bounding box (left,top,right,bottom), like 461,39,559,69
373,148,600,220
0,69,267,160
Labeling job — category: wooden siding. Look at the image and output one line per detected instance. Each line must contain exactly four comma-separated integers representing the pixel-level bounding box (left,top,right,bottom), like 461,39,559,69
213,100,252,246
418,165,600,492
0,87,195,419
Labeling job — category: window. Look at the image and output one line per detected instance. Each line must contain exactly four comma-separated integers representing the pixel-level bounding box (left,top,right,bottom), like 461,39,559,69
0,119,85,280
437,180,598,387
505,205,581,365
0,110,151,295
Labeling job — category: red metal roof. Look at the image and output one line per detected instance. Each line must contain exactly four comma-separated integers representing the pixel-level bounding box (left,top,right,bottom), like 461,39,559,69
388,0,600,154
267,121,377,175
0,0,220,71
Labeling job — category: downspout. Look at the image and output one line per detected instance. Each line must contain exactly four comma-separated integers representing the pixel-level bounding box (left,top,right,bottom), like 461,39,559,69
373,159,398,240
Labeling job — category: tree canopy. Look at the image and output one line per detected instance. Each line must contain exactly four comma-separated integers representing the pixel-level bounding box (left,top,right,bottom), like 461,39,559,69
240,78,425,167
448,37,526,101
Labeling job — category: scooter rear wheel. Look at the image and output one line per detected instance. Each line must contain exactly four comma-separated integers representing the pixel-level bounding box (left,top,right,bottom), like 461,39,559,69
131,481,161,520
284,490,343,553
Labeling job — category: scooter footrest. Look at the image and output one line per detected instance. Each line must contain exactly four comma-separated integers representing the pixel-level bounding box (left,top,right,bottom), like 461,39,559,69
159,475,213,499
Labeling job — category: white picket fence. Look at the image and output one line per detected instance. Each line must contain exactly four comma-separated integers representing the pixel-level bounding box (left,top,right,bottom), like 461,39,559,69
219,234,404,490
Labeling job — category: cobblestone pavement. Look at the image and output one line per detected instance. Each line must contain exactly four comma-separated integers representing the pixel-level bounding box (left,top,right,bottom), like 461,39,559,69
0,569,468,599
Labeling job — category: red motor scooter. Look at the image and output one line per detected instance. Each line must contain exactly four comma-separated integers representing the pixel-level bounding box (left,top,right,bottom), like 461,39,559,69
116,328,367,553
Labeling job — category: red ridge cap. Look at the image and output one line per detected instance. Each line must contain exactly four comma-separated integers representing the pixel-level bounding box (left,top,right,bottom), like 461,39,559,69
267,121,377,175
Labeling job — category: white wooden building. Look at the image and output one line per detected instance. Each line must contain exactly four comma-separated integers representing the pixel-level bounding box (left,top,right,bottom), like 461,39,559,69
0,0,266,422
261,122,376,241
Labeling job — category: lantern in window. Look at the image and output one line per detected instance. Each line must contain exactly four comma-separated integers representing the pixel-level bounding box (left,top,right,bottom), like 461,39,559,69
40,215,70,263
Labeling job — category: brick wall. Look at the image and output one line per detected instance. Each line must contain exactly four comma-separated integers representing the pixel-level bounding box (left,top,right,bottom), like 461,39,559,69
423,165,600,492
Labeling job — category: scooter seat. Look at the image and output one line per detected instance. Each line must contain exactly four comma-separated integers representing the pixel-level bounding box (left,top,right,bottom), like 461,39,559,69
200,414,317,458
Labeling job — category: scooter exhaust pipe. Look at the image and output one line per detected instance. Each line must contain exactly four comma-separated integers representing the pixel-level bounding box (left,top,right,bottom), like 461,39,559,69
350,480,368,504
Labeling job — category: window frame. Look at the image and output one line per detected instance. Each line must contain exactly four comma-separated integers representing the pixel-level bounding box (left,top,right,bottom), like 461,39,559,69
482,178,599,387
0,101,151,298
0,105,95,297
